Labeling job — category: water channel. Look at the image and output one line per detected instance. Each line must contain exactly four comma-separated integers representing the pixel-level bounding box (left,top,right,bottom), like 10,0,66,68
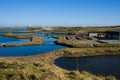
0,36,66,56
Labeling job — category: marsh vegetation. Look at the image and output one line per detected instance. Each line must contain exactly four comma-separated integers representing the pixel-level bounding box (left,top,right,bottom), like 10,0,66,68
0,26,120,80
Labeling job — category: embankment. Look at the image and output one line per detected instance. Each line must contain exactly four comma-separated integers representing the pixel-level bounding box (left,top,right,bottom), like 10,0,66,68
0,47,119,80
55,36,120,48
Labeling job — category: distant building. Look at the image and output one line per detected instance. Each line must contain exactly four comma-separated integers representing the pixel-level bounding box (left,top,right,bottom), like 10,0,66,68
88,32,106,39
27,24,31,28
105,30,120,40
88,32,98,38
87,31,106,39
88,30,120,40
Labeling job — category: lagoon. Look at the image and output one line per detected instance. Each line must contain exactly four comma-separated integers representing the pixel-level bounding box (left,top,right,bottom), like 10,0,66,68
54,56,120,79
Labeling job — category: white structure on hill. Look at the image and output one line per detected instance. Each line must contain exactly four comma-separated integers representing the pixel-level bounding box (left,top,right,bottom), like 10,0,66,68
27,24,31,28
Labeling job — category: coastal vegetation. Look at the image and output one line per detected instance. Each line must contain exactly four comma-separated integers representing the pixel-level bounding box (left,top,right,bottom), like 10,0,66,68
63,47,120,57
1,26,120,34
8,41,43,47
0,26,120,80
0,32,43,47
27,26,120,34
0,47,119,80
0,60,116,80
1,32,32,39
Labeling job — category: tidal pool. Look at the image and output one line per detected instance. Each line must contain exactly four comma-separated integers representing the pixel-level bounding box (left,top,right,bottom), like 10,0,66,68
54,56,120,79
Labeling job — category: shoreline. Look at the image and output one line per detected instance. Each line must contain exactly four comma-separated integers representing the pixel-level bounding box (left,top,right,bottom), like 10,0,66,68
0,27,120,80
1,47,120,63
0,47,119,80
0,35,43,47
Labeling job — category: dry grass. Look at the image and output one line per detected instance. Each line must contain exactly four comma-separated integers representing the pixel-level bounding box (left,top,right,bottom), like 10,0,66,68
63,48,120,57
1,32,32,39
0,47,120,80
0,32,43,47
0,58,117,80
0,27,120,80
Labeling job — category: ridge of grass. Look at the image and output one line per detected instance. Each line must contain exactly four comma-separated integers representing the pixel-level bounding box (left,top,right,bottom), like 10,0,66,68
1,32,32,39
0,32,43,47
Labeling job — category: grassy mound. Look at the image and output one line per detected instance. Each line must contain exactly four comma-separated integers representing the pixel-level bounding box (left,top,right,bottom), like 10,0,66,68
0,58,116,80
2,32,32,39
0,47,120,80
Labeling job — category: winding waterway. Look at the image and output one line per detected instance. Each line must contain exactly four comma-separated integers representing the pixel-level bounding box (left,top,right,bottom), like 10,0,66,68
0,37,66,56
0,29,67,56
1,30,120,79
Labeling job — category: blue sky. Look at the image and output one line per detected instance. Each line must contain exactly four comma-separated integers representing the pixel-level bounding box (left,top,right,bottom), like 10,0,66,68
0,0,120,27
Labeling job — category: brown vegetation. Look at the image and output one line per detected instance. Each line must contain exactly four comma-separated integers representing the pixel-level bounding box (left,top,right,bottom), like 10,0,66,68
1,32,32,39
0,47,120,80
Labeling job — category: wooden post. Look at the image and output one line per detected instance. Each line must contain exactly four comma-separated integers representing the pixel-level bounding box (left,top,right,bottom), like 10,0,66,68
118,32,120,44
119,32,120,40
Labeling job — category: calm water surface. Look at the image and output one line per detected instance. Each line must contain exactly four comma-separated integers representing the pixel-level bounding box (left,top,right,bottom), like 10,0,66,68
0,36,30,44
54,56,120,79
0,37,66,56
0,30,27,34
0,30,67,56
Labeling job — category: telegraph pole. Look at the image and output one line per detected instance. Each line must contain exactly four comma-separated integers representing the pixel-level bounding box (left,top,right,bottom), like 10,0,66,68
118,32,120,44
